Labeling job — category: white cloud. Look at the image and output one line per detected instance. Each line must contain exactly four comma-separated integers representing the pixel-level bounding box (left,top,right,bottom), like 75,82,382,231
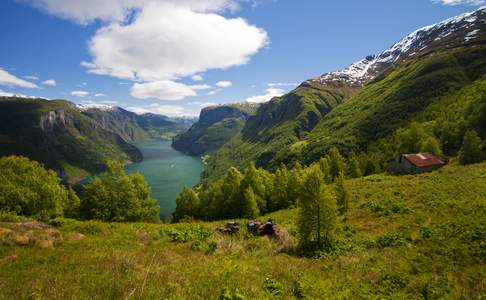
22,0,240,25
191,74,203,81
189,84,211,90
0,69,38,89
80,2,267,83
245,88,284,103
207,88,223,95
267,82,297,87
71,90,90,97
216,80,232,88
42,79,57,86
25,0,268,101
433,0,486,5
94,93,106,97
100,100,118,104
24,75,39,80
189,101,217,108
126,103,196,117
131,80,197,101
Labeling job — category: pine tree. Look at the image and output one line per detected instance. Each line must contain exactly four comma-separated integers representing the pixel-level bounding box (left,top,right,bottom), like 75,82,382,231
347,154,362,178
242,187,259,219
459,130,483,165
327,147,346,181
297,167,337,253
422,136,443,157
335,172,349,215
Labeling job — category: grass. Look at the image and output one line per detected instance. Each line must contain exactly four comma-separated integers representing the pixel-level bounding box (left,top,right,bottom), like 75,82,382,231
0,162,485,299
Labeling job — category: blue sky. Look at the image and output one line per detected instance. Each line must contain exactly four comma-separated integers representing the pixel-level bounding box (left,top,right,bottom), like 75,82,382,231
0,0,482,117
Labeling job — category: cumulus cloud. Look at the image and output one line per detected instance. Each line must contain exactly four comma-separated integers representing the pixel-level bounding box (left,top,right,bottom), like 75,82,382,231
81,3,267,83
94,93,106,97
130,81,197,101
433,0,486,5
21,0,240,25
126,103,195,117
245,88,284,103
42,79,56,86
191,74,203,81
24,0,268,101
71,90,90,97
0,68,38,88
0,89,47,99
216,81,233,88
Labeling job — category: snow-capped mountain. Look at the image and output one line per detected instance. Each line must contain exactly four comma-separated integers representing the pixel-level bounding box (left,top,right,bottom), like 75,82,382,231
307,8,486,87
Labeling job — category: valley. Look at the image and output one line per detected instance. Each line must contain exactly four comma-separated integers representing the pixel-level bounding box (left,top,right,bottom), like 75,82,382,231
0,3,485,299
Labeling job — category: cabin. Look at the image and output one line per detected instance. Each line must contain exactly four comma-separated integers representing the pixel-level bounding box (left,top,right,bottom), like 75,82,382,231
386,152,445,174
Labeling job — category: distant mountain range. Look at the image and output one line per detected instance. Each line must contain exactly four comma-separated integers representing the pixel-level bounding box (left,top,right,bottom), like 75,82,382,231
0,97,193,183
173,8,486,180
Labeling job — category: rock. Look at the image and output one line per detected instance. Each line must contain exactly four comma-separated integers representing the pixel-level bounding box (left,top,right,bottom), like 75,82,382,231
247,218,278,237
0,227,14,239
217,221,240,235
21,222,49,230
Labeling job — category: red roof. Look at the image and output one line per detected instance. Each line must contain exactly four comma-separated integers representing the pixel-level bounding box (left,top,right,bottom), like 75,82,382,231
403,153,445,168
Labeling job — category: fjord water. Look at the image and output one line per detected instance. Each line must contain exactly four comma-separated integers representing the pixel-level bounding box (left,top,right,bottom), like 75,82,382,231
125,140,203,219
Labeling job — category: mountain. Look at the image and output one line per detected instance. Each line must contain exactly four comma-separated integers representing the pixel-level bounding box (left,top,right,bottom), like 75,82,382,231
308,8,486,88
80,106,189,142
172,103,258,156
204,8,486,179
0,97,142,183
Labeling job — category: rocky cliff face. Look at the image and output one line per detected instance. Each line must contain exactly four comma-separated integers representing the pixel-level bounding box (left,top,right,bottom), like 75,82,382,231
0,97,142,183
172,104,256,156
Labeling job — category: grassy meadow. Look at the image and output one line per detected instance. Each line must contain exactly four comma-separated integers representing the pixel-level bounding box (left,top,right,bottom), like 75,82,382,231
0,162,485,299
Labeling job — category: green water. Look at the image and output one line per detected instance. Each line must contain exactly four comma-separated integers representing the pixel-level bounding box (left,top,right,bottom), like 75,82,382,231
125,140,203,219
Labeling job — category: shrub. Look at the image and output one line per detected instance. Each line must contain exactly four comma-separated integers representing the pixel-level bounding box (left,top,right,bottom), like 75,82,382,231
81,160,160,222
0,156,80,219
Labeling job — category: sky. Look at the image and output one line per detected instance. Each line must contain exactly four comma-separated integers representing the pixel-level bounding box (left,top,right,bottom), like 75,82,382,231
0,0,483,117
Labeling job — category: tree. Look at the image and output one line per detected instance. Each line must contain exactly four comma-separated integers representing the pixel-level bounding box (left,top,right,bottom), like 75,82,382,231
399,122,426,154
459,130,483,165
242,187,259,219
297,167,337,253
327,147,346,181
221,167,244,218
174,187,200,221
269,165,291,211
240,164,267,214
347,154,362,178
422,136,443,157
82,160,160,222
335,172,349,215
0,156,77,219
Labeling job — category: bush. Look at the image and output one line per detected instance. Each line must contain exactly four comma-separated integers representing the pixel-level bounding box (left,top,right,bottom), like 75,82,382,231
81,160,160,222
0,156,80,219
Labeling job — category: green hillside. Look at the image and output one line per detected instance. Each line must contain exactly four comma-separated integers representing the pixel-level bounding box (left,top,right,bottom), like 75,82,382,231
173,103,257,156
206,46,486,179
0,98,142,183
204,84,356,179
0,162,484,299
82,108,189,142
